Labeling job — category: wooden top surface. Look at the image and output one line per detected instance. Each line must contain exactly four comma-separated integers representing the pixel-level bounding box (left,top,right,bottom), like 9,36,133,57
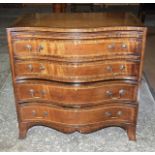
9,13,144,32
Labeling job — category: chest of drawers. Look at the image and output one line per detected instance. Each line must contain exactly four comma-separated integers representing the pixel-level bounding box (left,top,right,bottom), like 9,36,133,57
7,13,147,140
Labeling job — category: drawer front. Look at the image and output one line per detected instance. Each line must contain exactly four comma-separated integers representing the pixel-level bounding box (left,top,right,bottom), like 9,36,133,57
16,81,137,106
15,60,140,82
19,103,137,125
13,38,141,60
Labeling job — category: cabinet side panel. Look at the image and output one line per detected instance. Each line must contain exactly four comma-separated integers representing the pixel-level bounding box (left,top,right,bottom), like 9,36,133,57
7,29,21,122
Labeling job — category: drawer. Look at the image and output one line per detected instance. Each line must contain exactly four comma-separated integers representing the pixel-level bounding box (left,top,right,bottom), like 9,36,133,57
13,38,141,61
15,60,140,82
16,81,138,106
19,103,137,125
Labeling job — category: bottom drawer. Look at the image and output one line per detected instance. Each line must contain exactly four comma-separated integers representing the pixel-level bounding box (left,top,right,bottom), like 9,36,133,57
19,103,137,125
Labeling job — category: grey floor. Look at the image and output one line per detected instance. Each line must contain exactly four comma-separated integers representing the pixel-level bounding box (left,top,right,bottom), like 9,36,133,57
0,6,155,152
144,29,155,98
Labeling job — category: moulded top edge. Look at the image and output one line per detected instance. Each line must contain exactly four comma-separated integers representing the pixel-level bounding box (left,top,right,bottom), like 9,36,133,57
6,26,147,33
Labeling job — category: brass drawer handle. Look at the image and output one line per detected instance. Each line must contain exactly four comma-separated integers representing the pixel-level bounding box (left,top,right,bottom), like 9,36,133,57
27,64,45,72
39,64,45,71
120,64,125,71
29,89,40,98
106,64,126,76
106,65,112,72
121,43,127,48
106,65,120,76
108,44,115,49
117,110,123,116
38,45,44,52
105,111,112,117
119,89,126,97
105,111,122,117
43,111,48,117
106,89,126,99
29,89,46,98
107,65,125,72
26,44,32,52
106,90,113,97
32,110,36,116
29,89,35,97
40,90,46,96
28,64,33,71
28,89,41,99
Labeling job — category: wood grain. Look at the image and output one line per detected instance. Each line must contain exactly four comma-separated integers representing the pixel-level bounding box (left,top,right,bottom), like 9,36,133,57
10,13,143,31
19,103,137,125
16,80,138,106
14,60,140,82
13,38,141,58
7,12,147,141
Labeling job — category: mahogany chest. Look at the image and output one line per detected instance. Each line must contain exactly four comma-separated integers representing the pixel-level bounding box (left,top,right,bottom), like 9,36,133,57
7,13,147,140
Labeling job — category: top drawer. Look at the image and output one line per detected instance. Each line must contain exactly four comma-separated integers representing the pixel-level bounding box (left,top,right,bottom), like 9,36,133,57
12,38,141,61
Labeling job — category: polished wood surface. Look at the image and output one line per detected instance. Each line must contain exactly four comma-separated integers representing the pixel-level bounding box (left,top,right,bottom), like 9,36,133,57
11,13,143,29
7,13,147,141
14,60,140,82
19,103,137,125
12,38,141,58
16,80,138,106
